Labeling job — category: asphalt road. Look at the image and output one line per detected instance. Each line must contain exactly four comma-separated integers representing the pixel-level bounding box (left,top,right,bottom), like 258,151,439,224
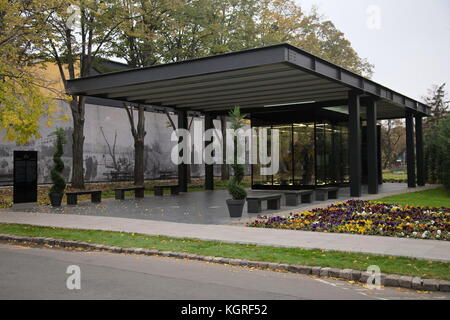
0,243,449,300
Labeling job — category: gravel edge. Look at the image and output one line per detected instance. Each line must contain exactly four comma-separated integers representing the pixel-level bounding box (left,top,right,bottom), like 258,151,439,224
1,233,449,292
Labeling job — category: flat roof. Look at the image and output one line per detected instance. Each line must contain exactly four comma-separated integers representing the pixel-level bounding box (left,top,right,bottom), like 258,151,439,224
66,43,430,118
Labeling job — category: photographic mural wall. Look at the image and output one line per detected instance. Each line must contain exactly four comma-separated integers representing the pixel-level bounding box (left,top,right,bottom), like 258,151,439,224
0,100,225,186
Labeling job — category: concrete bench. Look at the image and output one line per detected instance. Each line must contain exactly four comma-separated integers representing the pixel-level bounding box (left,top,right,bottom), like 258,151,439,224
66,190,102,205
284,190,314,206
315,187,339,201
247,194,282,214
154,185,179,196
115,187,145,200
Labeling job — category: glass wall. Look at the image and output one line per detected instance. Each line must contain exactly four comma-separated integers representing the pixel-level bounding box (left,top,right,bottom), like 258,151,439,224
293,123,315,186
252,121,349,189
273,125,293,186
339,124,350,183
252,125,272,186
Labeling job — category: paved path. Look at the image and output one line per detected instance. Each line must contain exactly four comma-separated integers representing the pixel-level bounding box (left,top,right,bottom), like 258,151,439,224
1,243,448,300
1,211,450,262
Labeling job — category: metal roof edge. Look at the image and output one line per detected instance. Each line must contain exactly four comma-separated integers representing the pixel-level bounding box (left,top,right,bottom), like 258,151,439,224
284,45,430,115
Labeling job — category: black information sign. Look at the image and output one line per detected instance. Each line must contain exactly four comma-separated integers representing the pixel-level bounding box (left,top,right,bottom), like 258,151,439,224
13,151,38,204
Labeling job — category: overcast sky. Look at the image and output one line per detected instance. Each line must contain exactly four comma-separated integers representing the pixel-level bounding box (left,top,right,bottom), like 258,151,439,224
296,0,450,102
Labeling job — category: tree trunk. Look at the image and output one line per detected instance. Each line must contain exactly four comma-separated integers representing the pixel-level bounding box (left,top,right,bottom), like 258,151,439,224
126,105,146,186
134,138,145,186
71,98,85,189
186,164,191,184
220,115,229,180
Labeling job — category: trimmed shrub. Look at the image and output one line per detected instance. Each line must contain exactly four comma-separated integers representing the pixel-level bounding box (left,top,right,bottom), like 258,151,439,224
50,128,66,194
227,179,247,200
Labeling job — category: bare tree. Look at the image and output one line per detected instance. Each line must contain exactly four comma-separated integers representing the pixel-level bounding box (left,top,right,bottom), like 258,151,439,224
165,110,194,182
381,119,405,169
125,105,146,186
45,2,127,189
99,127,118,171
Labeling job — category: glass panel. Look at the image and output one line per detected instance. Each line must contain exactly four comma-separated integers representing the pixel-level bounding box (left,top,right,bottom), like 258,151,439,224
293,123,315,186
273,124,293,186
252,126,273,186
315,122,326,185
340,123,350,183
317,122,347,185
329,124,341,184
324,123,334,184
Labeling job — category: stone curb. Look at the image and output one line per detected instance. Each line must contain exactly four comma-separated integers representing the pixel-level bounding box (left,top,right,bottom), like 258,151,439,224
1,234,449,293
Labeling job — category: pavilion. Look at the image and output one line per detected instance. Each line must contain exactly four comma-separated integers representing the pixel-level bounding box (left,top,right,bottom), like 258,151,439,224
66,43,430,197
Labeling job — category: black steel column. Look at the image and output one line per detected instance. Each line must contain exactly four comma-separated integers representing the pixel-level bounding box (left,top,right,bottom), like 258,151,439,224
378,125,383,185
415,115,425,186
366,98,379,194
204,113,214,190
177,109,188,192
348,91,362,197
405,110,416,188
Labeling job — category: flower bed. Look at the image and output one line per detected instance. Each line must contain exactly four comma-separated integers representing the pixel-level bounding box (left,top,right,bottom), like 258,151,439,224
248,200,450,241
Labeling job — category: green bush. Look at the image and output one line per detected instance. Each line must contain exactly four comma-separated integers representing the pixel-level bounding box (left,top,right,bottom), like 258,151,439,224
50,128,66,194
227,179,247,200
425,115,450,191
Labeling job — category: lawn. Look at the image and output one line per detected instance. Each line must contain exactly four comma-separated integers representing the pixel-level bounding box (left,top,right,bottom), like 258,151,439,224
0,223,449,281
382,169,407,183
376,187,450,208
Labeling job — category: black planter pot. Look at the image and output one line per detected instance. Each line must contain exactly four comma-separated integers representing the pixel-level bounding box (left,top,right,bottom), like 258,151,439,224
49,192,64,207
226,199,246,218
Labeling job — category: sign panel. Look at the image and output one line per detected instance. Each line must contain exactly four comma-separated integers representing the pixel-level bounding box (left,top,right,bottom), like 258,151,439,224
13,151,38,204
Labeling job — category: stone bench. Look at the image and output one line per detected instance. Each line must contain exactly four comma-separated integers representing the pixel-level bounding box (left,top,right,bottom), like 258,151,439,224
66,190,102,205
284,190,314,206
315,187,339,201
154,185,180,196
115,187,145,200
247,194,282,214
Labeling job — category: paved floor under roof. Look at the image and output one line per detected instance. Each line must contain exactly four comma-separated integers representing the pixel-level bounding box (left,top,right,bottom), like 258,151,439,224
4,183,420,225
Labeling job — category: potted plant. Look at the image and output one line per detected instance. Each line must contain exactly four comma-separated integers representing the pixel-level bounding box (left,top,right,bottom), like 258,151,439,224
49,128,66,207
226,106,247,218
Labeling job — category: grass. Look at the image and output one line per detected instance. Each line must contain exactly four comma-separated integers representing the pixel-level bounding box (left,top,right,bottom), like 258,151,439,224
382,169,407,182
1,223,449,281
375,187,450,208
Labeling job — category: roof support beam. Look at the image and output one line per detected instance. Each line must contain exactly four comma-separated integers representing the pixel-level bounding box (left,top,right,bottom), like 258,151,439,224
178,109,188,192
366,98,379,194
405,110,416,188
348,91,362,197
415,114,425,187
204,113,215,190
